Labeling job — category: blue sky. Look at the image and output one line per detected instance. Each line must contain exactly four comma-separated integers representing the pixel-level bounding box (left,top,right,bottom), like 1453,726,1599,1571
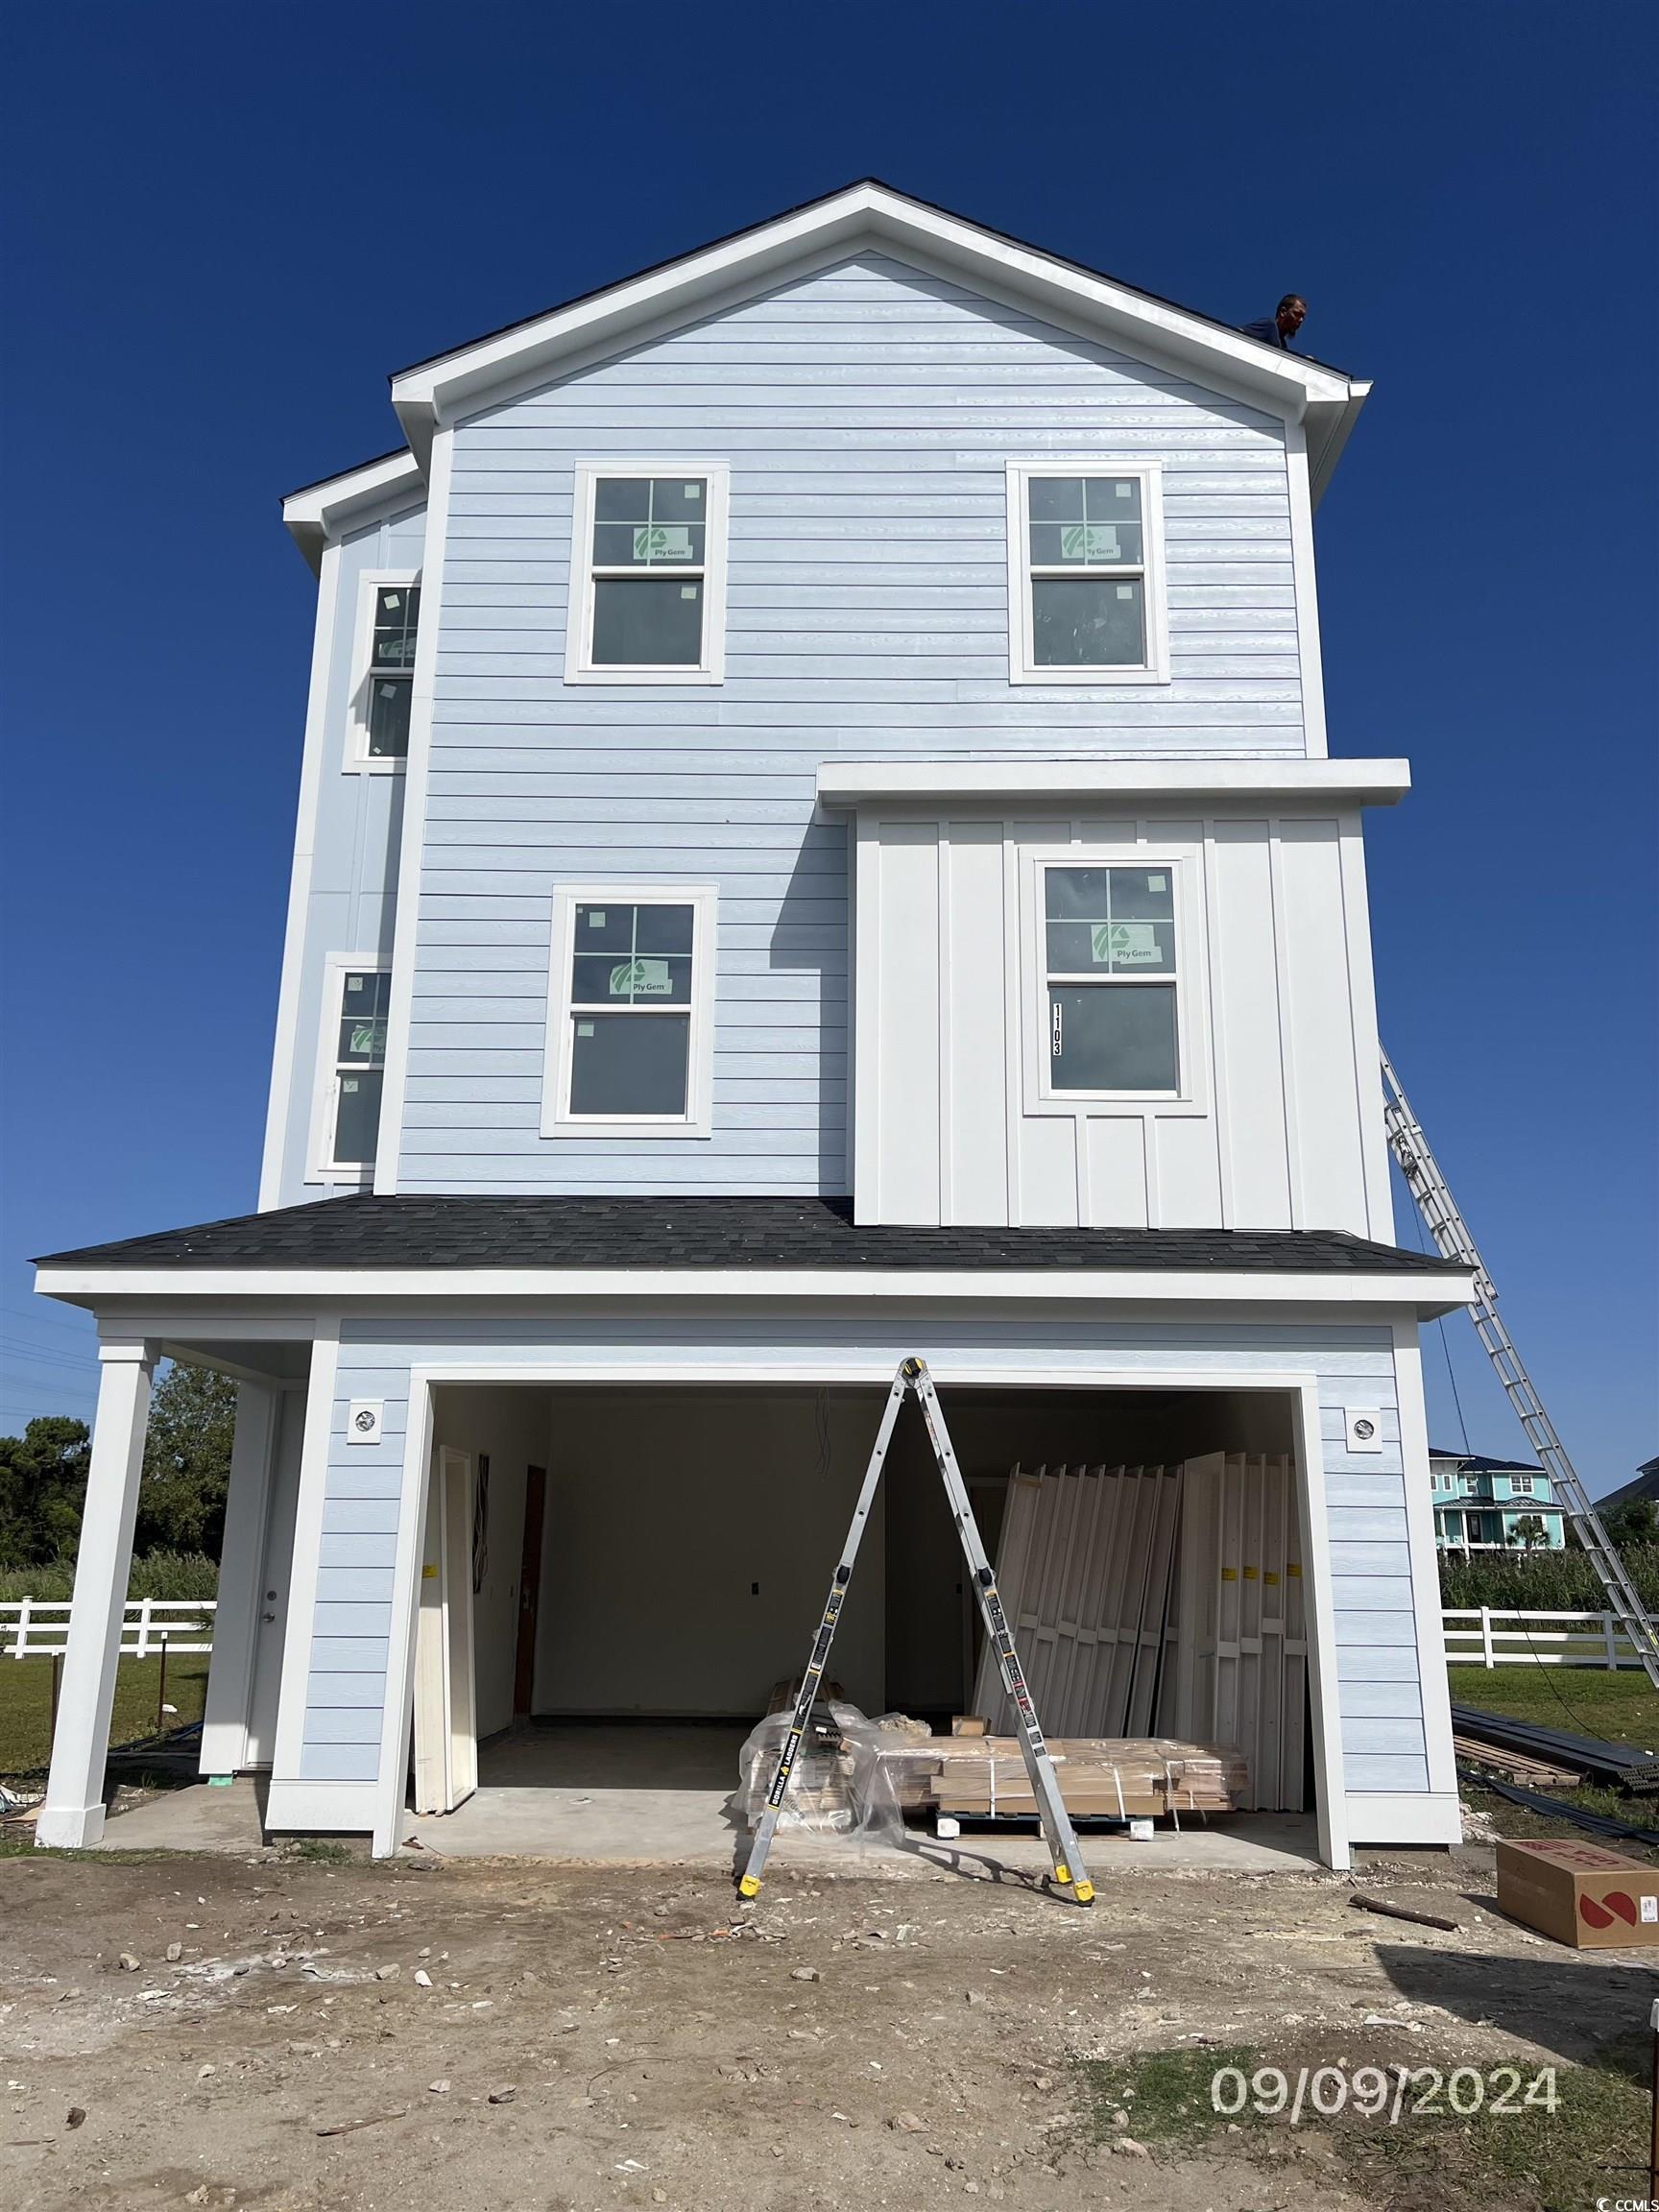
1,4,1654,1491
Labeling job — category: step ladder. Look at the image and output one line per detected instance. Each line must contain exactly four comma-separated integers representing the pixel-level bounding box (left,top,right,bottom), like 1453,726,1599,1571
737,1357,1095,1906
1381,1047,1659,1690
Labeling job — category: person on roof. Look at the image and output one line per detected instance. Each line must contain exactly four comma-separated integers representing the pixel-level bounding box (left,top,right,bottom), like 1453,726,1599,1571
1243,295,1307,349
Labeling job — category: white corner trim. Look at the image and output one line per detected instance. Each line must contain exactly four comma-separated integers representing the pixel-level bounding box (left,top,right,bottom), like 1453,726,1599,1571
1284,420,1328,758
305,952,390,1184
1289,1381,1351,1871
374,1374,437,1856
817,759,1413,808
282,452,426,576
1390,1320,1460,1801
269,1320,340,1787
540,882,718,1139
1338,827,1394,1241
259,541,342,1212
563,462,730,685
1003,460,1169,686
342,570,419,772
374,428,455,1194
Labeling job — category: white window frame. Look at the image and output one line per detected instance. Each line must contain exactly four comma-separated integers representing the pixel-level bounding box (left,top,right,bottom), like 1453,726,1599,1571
345,570,421,771
1005,460,1169,685
1019,846,1207,1117
541,883,717,1139
306,952,392,1182
565,463,730,685
1510,1474,1535,1496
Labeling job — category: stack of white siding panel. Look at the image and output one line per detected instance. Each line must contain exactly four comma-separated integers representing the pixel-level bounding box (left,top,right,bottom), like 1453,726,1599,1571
1162,1453,1306,1812
972,1464,1182,1740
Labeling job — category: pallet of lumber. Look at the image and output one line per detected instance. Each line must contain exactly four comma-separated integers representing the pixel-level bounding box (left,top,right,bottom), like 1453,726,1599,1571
1452,1734,1584,1791
872,1734,1249,1820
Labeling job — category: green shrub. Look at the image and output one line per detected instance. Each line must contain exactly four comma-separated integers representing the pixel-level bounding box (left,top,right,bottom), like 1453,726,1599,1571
0,1552,219,1605
1440,1544,1659,1612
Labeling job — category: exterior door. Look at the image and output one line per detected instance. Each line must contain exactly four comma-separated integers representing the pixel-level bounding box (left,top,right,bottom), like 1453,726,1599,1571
514,1466,547,1718
412,1447,478,1814
245,1393,303,1767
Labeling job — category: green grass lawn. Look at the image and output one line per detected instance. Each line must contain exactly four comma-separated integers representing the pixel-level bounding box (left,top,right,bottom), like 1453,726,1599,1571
0,1653,211,1779
1446,1663,1659,1750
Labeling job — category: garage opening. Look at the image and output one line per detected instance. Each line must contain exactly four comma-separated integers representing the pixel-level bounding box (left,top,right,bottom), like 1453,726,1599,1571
403,1379,1327,1865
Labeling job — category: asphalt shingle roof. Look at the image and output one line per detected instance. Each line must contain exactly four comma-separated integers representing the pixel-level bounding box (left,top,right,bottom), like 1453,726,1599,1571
37,1196,1465,1276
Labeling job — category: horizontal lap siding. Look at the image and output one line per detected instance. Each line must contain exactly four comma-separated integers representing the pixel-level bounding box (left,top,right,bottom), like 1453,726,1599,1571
296,1318,1428,1797
405,253,1301,1196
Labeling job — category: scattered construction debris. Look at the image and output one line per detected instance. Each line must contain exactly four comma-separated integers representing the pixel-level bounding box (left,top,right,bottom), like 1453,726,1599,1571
1451,1706,1659,1793
1349,1892,1460,1934
1452,1733,1585,1791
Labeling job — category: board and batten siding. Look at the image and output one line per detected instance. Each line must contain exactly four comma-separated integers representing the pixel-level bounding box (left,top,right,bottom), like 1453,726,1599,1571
399,251,1310,1197
854,805,1391,1233
285,1310,1433,1816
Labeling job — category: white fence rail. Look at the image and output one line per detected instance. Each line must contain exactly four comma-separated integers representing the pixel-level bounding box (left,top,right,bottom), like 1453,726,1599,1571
1,1599,217,1660
1443,1606,1654,1671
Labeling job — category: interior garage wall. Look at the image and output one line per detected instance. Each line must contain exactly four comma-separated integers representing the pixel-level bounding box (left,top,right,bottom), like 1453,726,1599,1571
533,1386,889,1716
430,1384,551,1741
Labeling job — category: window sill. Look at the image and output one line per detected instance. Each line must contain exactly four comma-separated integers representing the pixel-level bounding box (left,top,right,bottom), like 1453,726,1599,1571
303,1165,376,1187
541,1116,712,1141
565,666,724,687
1024,1092,1209,1120
1009,664,1170,687
344,755,408,775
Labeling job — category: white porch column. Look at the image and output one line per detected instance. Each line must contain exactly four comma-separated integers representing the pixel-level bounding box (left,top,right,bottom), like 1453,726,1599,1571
199,1380,280,1778
36,1337,157,1850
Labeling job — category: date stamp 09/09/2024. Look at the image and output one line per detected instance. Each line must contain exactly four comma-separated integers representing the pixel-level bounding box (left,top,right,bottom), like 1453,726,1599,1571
1208,2062,1558,2126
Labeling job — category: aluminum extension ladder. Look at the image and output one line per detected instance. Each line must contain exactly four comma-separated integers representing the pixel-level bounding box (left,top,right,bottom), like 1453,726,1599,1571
737,1358,1095,1905
1381,1047,1659,1690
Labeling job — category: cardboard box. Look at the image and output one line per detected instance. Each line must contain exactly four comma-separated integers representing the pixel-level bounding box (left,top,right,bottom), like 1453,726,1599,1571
1496,1837,1659,1949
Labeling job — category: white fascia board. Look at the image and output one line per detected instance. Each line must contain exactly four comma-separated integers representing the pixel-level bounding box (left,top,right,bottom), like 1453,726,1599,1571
33,1263,1473,1314
1307,383,1372,509
281,450,427,575
391,182,1359,448
816,757,1412,809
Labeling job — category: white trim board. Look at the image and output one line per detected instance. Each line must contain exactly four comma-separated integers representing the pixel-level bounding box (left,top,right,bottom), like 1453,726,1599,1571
563,463,730,686
817,759,1411,808
388,183,1366,493
373,425,454,1195
373,1359,1357,1866
1004,460,1170,687
282,452,425,575
258,539,342,1213
541,882,718,1139
34,1263,1475,1312
305,952,391,1186
342,570,420,773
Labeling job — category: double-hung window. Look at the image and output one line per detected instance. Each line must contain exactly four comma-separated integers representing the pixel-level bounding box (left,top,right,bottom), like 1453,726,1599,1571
566,464,729,684
349,575,421,765
313,963,391,1175
542,885,716,1137
1041,863,1179,1094
1007,463,1167,683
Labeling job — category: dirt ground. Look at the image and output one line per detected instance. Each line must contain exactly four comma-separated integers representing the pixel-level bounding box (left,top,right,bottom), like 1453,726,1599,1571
2,1839,1654,2212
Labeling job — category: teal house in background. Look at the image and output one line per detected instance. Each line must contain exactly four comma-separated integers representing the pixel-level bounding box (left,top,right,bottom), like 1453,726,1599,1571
1430,1451,1563,1551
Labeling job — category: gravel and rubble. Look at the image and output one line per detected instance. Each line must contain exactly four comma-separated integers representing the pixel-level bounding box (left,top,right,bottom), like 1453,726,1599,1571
1,1841,1652,2209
